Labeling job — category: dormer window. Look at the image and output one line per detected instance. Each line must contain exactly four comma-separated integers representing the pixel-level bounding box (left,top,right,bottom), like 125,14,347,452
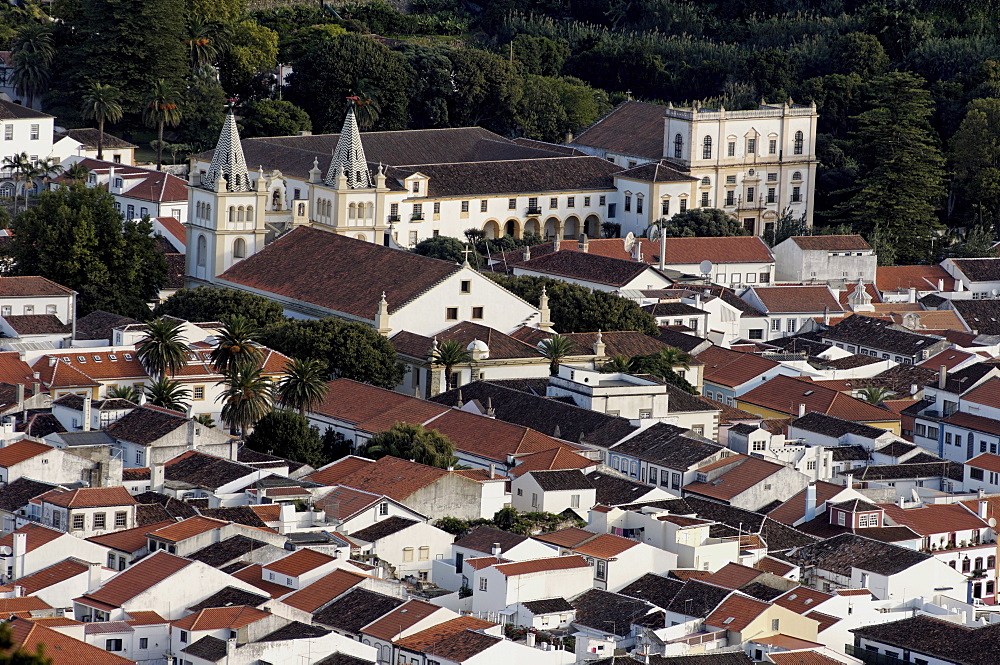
114,178,123,188
412,181,419,194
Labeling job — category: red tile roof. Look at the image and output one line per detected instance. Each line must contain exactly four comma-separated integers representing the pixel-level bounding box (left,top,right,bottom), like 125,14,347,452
0,440,53,467
790,235,871,251
463,556,510,570
265,549,335,578
0,276,74,296
697,346,780,389
122,171,187,203
229,564,290,598
394,615,497,655
533,527,595,549
751,285,843,314
767,482,844,526
324,456,446,502
961,377,1000,409
125,610,167,625
572,533,637,559
218,227,462,318
15,558,89,595
510,447,595,476
0,351,36,385
281,568,367,613
571,101,668,160
493,555,589,576
44,486,136,508
172,605,270,631
754,557,795,576
313,486,382,520
876,265,956,293
155,216,186,247
0,524,65,553
6,617,134,665
362,599,442,640
705,562,762,590
147,516,228,543
76,551,190,609
250,504,281,522
738,375,899,423
306,455,376,486
919,349,975,371
880,503,987,536
684,455,787,501
308,380,450,435
88,521,173,554
705,594,771,631
769,650,845,665
0,596,52,617
835,588,873,597
773,587,834,614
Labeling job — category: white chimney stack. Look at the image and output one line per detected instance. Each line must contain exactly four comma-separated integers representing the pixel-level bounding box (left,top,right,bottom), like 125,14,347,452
846,473,854,488
150,462,165,493
908,287,917,303
82,395,92,432
87,562,102,593
804,482,817,522
491,542,501,557
979,500,989,520
12,532,26,580
798,403,806,418
938,365,948,390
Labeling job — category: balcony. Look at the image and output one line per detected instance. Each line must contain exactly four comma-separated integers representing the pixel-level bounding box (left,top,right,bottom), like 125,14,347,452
526,206,542,215
411,213,424,221
387,214,400,223
845,644,908,665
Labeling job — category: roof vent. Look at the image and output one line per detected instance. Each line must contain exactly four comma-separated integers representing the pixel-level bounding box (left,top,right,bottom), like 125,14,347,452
723,617,734,624
803,390,814,396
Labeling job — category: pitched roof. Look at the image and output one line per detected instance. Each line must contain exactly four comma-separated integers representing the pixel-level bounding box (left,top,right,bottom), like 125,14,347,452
789,235,871,251
15,558,89,595
791,412,888,439
77,552,191,609
453,526,528,555
44,486,135,508
617,573,685,609
121,171,187,203
6,618,133,665
4,313,71,335
394,321,539,361
704,563,762,590
879,503,987,536
570,588,654,635
573,533,638,559
528,469,596,491
767,482,844,525
265,549,335,578
324,455,446,502
876,264,956,292
610,422,722,469
0,275,73,296
394,615,498,656
56,128,136,149
0,439,54,467
362,599,442,640
312,588,404,633
966,453,1000,473
147,516,229,543
820,315,943,356
219,227,462,318
587,470,661,506
772,587,834,614
515,250,656,288
961,377,1000,409
187,587,270,613
228,563,291,598
683,455,788,501
750,286,842,313
172,605,270,631
780,533,932,577
704,593,770,631
351,516,420,542
511,447,598,476
950,257,1000,282
87,520,174,554
104,406,190,444
696,346,780,389
571,101,667,160
494,555,590,576
849,615,998,665
616,160,699,184
663,579,732,618
738,375,898,422
952,299,1000,335
0,478,57,513
164,450,256,490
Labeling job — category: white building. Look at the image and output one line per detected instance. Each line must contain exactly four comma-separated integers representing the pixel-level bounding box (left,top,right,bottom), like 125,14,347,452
773,235,877,284
57,156,188,222
511,470,597,519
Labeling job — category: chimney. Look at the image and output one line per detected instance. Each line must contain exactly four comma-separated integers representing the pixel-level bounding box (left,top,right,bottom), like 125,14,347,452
12,585,22,598
823,306,830,326
12,532,26,580
48,357,56,367
804,482,817,522
150,462,165,493
908,287,917,303
798,403,806,418
593,330,606,358
938,278,945,291
553,235,561,251
979,500,989,520
14,384,23,407
489,463,496,479
523,245,531,261
578,234,589,253
694,294,702,309
846,472,854,488
565,131,573,144
938,365,948,390
1,417,13,439
659,230,666,271
897,496,905,508
485,396,495,418
632,240,642,262
87,562,102,593
82,395,92,432
910,383,918,396
491,543,501,557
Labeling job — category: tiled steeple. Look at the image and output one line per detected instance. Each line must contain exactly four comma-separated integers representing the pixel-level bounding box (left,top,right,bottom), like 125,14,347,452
325,105,373,189
205,109,251,192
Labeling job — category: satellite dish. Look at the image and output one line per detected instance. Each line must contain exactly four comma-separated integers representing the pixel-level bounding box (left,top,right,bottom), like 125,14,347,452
699,260,714,276
623,232,636,252
992,289,999,297
648,225,661,241
990,518,997,528
0,546,11,556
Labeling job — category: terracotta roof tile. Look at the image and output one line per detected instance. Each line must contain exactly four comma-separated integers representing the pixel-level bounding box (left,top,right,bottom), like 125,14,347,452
515,250,654,288
147,516,228,543
44,486,136,508
0,440,54,467
453,526,529,555
362,599,442,641
88,520,173,554
880,502,987,536
125,610,167,625
704,562,761,590
961,377,1000,409
738,375,899,422
0,276,73,296
753,557,795,576
750,285,842,313
772,587,833,614
392,321,539,361
305,455,376,486
265,549,335,578
307,380,449,435
281,568,367,613
769,650,845,665
684,456,787,501
572,533,637,559
249,504,282,522
493,555,589,576
229,564,290,598
324,456,446,502
77,551,190,609
6,617,133,665
463,556,510,570
767,482,844,526
533,527,595,549
0,524,64,553
172,605,270,631
571,101,667,160
15,558,89,595
697,346,780,389
395,616,497,652
0,596,52,615
704,593,771,631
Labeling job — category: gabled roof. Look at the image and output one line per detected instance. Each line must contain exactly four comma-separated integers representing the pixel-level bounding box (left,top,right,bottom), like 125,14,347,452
704,563,762,590
351,516,420,542
704,593,770,631
880,503,987,536
527,469,596,491
77,551,191,609
323,456,447,502
788,235,871,251
15,558,89,595
164,450,256,490
772,587,833,614
516,250,658,288
876,264,955,292
394,615,499,659
570,588,655,635
44,486,135,508
767,482,844,526
394,321,539,361
571,101,667,160
610,422,722,469
313,486,384,521
228,563,291,598
587,470,661,506
949,257,1000,283
0,440,54,467
683,455,788,502
265,549,335,578
738,375,898,422
511,447,598,476
617,573,685,609
88,520,173,554
453,526,529,555
312,588,404,633
362,598,442,640
696,346,780,389
750,286,842,314
780,533,932,577
6,617,133,665
966,453,1000,473
219,227,464,318
0,275,73,296
172,605,270,631
493,555,590,576
961,377,1000,409
791,412,889,439
147,516,228,543
820,315,943,356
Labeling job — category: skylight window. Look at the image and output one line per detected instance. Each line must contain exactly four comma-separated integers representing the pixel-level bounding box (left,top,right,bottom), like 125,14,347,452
109,354,117,361
93,355,102,362
77,356,86,363
803,390,814,396
723,617,734,624
123,353,133,360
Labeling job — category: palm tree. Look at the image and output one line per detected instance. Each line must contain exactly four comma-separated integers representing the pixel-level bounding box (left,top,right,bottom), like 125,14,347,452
63,162,91,183
209,316,264,374
431,339,474,391
3,152,31,213
193,414,216,428
538,334,578,376
142,79,183,171
217,365,273,437
10,24,54,109
601,355,635,373
137,317,188,379
658,346,692,369
106,385,140,403
184,18,220,68
350,81,381,130
276,358,329,414
30,157,62,194
81,83,124,161
858,385,894,404
144,377,191,413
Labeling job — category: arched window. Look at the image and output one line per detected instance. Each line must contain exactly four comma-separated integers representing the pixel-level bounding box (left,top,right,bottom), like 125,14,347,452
228,206,235,223
297,202,305,216
794,130,804,155
702,135,712,159
976,557,984,571
792,171,802,181
246,205,253,220
233,238,246,259
272,189,281,211
237,206,245,222
674,133,683,159
196,235,207,268
366,202,374,219
206,203,211,219
701,177,711,186
348,203,357,219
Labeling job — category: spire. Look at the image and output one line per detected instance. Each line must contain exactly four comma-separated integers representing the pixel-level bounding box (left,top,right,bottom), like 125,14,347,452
848,279,874,312
205,108,250,192
538,286,553,333
375,292,391,337
326,104,373,189
594,329,606,358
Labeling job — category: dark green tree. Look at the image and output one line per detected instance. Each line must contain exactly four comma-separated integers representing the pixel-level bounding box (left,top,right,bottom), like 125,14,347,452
947,225,996,259
259,318,406,389
362,421,457,469
177,67,226,152
156,286,286,328
843,72,945,265
951,97,1000,228
657,208,750,238
246,410,327,468
286,33,411,133
516,75,568,142
144,377,192,412
399,44,454,129
10,23,54,108
412,235,467,263
445,48,522,136
137,318,188,379
763,208,809,247
217,365,273,437
240,100,311,138
209,316,264,374
0,619,57,663
486,275,658,335
538,334,578,375
628,349,697,394
5,184,167,318
511,34,569,77
276,358,329,414
321,427,352,462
